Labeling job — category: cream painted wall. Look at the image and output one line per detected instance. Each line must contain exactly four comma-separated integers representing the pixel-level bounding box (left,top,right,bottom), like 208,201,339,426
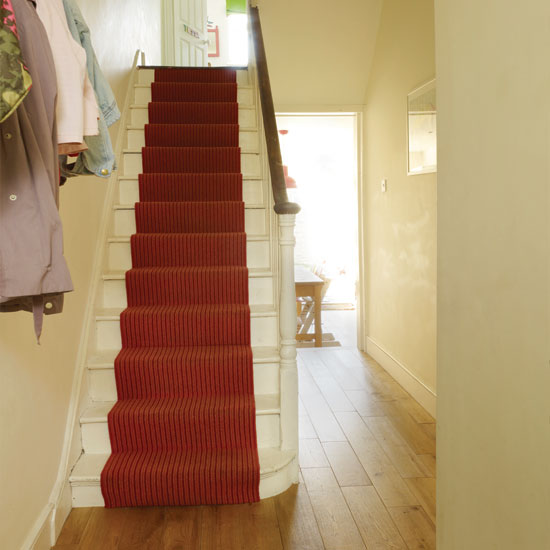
0,2,161,548
436,1,550,548
77,0,162,100
0,184,106,550
362,0,437,410
255,0,382,109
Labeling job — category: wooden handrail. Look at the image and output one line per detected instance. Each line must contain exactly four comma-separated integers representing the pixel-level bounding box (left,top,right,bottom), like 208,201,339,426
249,7,300,215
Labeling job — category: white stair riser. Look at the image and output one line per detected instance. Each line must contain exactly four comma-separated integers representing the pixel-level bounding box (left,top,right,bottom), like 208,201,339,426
101,276,274,309
89,362,280,402
130,107,256,129
247,240,272,270
72,486,105,508
126,128,259,152
122,150,261,179
107,239,272,272
133,87,254,107
137,69,250,86
118,177,267,206
81,413,280,454
112,206,267,238
95,314,278,351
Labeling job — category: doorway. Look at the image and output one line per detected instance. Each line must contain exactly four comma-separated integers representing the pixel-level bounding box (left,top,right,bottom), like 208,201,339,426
162,0,249,67
207,0,248,66
276,113,362,349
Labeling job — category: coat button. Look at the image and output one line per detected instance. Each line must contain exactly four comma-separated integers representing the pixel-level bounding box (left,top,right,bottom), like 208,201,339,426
5,133,12,140
100,168,109,176
9,194,17,201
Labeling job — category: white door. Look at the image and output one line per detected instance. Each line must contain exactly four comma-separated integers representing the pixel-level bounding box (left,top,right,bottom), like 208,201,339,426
164,0,208,66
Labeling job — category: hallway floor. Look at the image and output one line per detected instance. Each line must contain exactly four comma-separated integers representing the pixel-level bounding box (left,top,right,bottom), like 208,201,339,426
54,330,436,549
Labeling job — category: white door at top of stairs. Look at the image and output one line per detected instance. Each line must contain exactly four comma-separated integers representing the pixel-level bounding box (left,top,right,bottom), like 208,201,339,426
164,0,208,66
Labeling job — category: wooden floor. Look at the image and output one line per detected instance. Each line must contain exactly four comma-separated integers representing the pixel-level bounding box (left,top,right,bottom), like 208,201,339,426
53,312,436,550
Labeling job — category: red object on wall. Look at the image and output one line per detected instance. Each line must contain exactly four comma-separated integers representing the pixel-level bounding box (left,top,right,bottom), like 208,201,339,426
278,129,296,188
207,27,220,57
283,165,296,188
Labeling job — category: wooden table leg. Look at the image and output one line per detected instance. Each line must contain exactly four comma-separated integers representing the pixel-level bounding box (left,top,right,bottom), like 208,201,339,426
314,285,322,347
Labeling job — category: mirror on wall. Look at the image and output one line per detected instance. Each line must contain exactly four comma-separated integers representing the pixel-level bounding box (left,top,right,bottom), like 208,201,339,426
407,79,436,175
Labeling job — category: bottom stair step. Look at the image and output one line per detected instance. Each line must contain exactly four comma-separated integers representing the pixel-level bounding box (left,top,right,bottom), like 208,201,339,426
70,449,297,506
102,448,260,506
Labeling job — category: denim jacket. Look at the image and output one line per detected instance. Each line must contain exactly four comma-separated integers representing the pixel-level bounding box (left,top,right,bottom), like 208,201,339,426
61,0,120,178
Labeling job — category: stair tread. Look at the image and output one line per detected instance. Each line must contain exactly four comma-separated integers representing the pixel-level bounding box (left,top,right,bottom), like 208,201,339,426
70,447,295,484
117,174,263,181
134,84,254,90
114,203,265,210
108,234,269,243
123,147,258,154
126,125,258,133
96,304,276,320
138,65,248,69
81,394,280,423
130,103,255,110
87,346,280,369
102,267,272,280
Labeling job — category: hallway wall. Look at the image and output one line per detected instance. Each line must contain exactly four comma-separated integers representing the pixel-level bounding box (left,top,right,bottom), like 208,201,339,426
0,3,161,548
362,0,437,414
436,0,550,547
254,0,382,109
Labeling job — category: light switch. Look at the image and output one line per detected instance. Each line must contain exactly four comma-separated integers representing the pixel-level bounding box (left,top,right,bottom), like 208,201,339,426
381,179,387,193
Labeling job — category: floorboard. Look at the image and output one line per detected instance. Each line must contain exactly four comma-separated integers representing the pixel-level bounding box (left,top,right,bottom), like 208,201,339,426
302,468,366,550
388,506,436,550
322,441,372,487
274,483,325,550
342,486,407,550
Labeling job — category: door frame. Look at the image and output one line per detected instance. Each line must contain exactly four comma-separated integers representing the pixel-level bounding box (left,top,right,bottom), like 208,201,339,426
275,110,367,349
355,111,367,351
162,0,176,65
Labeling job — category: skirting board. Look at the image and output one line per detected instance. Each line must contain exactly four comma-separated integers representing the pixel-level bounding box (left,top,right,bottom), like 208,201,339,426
19,479,72,550
20,503,53,550
366,337,437,418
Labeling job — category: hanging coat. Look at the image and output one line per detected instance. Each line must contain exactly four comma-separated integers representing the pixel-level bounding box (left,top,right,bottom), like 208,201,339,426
0,0,73,337
36,0,98,145
60,0,120,179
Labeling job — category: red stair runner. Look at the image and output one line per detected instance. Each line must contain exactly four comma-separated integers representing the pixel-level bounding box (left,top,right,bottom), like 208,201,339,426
138,174,243,202
141,146,241,173
148,102,238,124
151,82,238,102
101,67,260,507
154,67,238,83
144,124,239,147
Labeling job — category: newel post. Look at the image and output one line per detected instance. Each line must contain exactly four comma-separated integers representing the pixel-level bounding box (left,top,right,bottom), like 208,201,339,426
277,213,298,461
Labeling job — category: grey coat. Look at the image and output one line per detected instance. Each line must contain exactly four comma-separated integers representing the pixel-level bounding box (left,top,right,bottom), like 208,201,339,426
0,0,73,338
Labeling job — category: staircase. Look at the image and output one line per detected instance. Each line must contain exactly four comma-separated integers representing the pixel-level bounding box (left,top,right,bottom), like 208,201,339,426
68,55,299,506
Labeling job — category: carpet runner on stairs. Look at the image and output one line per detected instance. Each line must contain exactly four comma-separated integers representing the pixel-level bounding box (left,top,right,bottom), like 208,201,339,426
101,67,260,507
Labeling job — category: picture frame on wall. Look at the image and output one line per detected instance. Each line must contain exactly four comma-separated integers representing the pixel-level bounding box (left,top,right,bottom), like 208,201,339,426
208,27,220,58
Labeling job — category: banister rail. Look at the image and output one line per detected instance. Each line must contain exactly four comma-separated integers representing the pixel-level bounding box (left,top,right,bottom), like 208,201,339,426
249,7,300,216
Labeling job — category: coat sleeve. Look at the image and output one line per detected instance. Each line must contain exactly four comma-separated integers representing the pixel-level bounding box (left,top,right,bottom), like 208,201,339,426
63,0,120,126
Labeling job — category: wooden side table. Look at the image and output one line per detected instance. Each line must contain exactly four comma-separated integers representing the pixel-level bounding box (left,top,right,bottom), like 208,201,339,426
295,266,324,347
